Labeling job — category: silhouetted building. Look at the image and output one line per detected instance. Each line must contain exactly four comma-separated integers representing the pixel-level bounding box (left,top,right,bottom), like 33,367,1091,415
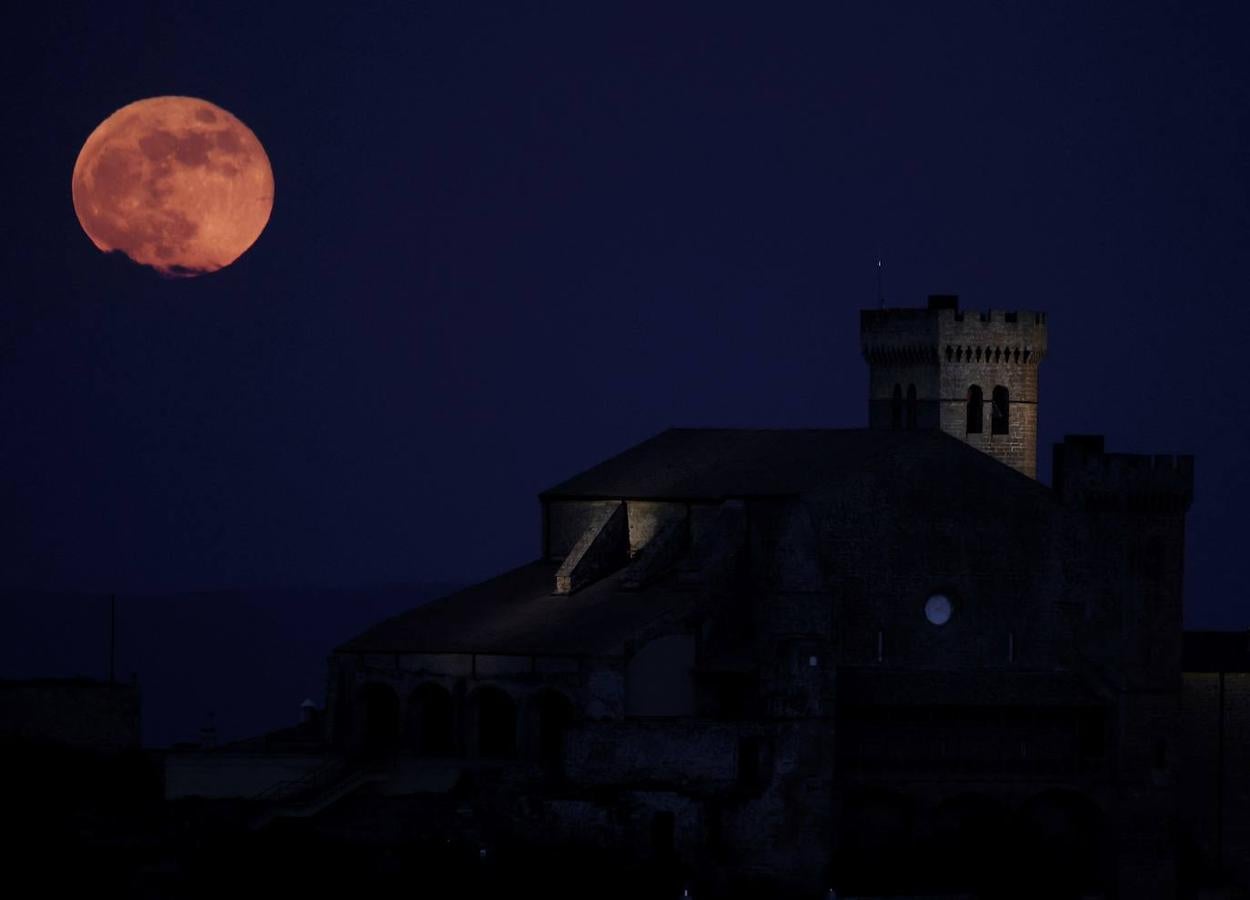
303,296,1236,897
0,677,140,752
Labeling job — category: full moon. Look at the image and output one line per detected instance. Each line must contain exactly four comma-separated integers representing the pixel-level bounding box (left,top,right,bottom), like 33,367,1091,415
72,96,273,276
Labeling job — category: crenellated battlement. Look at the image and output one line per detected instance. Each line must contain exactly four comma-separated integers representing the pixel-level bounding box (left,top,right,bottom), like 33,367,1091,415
861,299,1048,368
861,343,942,366
1053,434,1194,512
861,306,1048,328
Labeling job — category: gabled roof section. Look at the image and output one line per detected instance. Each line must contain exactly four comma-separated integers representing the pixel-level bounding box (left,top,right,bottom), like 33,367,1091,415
336,560,696,657
541,427,1053,503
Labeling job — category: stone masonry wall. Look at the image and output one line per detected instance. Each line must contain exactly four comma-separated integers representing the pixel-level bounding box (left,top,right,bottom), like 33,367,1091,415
862,304,1047,477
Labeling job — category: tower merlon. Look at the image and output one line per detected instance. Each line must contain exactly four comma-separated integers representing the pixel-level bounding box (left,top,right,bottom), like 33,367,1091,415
862,311,1048,361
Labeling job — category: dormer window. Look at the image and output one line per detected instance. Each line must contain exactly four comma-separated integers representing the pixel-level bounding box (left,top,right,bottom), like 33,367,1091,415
992,386,1010,435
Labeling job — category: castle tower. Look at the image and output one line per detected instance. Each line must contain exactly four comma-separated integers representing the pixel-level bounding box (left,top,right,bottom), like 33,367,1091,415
860,294,1048,477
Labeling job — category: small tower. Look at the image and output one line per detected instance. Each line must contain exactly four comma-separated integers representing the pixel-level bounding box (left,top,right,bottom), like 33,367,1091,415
860,294,1048,477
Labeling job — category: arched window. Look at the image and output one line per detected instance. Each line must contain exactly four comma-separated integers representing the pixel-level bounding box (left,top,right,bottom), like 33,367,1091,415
890,384,903,430
991,386,1010,435
966,385,984,434
905,384,918,430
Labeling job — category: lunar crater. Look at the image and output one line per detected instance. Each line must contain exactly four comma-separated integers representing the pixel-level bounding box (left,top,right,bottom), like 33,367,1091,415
73,96,273,276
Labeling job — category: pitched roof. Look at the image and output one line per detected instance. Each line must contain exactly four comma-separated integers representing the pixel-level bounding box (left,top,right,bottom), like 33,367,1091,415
541,427,1049,502
341,428,1056,658
336,561,695,657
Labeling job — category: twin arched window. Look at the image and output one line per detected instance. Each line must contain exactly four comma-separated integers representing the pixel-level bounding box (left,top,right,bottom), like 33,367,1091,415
967,385,1010,435
891,384,918,430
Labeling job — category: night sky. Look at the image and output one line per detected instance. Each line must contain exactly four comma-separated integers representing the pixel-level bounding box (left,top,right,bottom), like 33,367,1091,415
3,2,1248,628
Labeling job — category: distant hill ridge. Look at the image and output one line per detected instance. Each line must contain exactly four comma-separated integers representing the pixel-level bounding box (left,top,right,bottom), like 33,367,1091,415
0,583,456,748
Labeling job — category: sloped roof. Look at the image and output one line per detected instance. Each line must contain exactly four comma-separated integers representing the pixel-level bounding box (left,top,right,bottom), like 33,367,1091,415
342,428,1055,657
541,427,1050,502
337,561,695,657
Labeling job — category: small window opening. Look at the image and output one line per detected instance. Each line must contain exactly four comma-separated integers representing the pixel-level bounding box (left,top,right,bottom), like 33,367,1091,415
991,385,1010,435
966,385,983,434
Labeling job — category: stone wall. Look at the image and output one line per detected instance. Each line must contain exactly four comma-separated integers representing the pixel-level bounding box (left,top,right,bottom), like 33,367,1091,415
1179,671,1250,890
165,752,329,799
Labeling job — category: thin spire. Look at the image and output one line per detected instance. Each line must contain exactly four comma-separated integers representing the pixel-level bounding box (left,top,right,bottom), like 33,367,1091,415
876,258,885,309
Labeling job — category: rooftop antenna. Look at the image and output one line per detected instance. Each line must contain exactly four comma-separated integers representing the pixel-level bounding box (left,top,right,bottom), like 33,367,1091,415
109,593,116,683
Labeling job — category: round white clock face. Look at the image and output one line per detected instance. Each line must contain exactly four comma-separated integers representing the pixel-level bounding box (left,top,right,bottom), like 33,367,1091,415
925,593,953,625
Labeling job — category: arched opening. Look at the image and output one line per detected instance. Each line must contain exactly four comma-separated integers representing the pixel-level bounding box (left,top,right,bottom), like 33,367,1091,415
1015,790,1106,895
358,683,400,754
835,787,916,894
905,384,918,430
406,682,454,757
471,685,517,759
966,385,984,434
991,385,1010,435
532,689,575,778
929,794,1012,891
890,384,903,430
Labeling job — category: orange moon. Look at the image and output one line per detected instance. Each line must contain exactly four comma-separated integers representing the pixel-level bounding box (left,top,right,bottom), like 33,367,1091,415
72,96,274,276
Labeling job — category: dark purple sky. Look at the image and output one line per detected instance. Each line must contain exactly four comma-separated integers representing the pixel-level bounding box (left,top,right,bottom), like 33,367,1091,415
2,2,1247,627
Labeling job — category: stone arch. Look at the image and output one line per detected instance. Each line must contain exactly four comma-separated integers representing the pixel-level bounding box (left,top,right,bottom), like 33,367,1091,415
929,793,1012,890
468,684,517,759
357,682,400,754
406,682,454,757
529,688,575,778
1015,790,1107,893
835,786,916,894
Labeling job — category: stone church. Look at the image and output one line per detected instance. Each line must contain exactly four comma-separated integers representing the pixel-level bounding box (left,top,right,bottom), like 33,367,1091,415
323,295,1247,898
